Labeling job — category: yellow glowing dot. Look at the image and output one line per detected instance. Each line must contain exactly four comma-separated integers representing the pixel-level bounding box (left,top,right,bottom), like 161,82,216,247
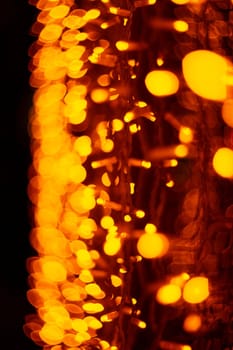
171,0,189,3
173,20,189,32
135,210,145,218
86,318,102,331
179,127,193,144
91,88,109,103
97,74,111,87
39,324,65,345
75,332,91,344
111,275,122,287
183,313,202,332
182,50,230,101
156,284,181,305
82,302,104,314
141,160,151,169
101,172,111,187
76,249,94,269
157,57,164,66
182,272,190,280
181,346,192,350
103,237,121,256
39,24,63,43
222,99,233,127
101,139,114,153
145,70,179,97
174,144,188,158
49,5,70,19
138,320,146,328
124,111,135,123
100,340,111,349
41,259,67,282
170,272,190,287
72,319,88,332
100,215,114,229
79,269,93,283
137,232,169,259
112,118,124,131
213,147,233,179
129,123,139,133
68,164,87,183
73,136,92,157
166,180,174,188
145,223,157,234
136,100,147,107
124,214,132,222
130,182,135,194
183,277,209,304
85,8,101,20
85,283,103,297
116,41,129,51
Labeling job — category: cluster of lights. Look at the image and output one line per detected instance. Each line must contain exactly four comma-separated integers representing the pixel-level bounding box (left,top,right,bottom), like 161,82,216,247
25,0,233,349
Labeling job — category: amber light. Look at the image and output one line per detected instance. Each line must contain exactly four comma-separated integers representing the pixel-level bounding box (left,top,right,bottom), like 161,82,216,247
25,0,232,349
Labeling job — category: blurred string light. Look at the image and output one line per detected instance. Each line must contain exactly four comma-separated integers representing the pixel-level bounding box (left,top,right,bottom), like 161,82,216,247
25,0,233,349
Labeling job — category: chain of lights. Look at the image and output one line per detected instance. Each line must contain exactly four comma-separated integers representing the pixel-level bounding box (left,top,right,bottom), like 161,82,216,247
25,0,233,350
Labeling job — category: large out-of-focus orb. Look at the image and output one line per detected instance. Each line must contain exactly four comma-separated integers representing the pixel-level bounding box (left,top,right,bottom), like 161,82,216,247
183,277,209,304
222,99,233,127
145,70,179,97
137,232,169,259
182,50,231,101
212,147,233,179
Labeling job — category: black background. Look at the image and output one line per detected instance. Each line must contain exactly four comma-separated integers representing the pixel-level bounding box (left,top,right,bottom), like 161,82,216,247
1,1,39,348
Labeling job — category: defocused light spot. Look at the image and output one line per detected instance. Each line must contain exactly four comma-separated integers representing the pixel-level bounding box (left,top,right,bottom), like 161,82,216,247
101,139,114,152
145,70,179,97
173,20,189,32
179,127,193,144
91,88,109,103
156,284,181,304
39,24,63,43
41,259,67,282
112,118,124,132
137,232,169,259
49,5,70,19
212,147,233,179
111,275,122,287
104,237,121,256
222,99,233,127
116,41,129,51
183,313,202,332
73,136,92,157
39,323,65,345
72,318,88,332
171,0,189,4
174,144,188,158
82,302,104,314
183,277,209,304
100,215,114,229
182,50,230,101
84,8,101,20
145,223,157,234
101,172,111,187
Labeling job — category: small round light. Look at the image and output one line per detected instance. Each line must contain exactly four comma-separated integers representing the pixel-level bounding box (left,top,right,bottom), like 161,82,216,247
145,70,179,97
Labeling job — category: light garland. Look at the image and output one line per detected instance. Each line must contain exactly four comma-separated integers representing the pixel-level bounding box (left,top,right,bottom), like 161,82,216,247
25,1,233,350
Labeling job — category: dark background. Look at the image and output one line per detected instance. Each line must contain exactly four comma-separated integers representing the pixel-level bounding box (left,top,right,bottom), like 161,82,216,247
1,1,39,348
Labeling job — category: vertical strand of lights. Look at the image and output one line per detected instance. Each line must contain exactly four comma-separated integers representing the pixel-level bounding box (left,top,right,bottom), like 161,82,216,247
25,0,233,350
